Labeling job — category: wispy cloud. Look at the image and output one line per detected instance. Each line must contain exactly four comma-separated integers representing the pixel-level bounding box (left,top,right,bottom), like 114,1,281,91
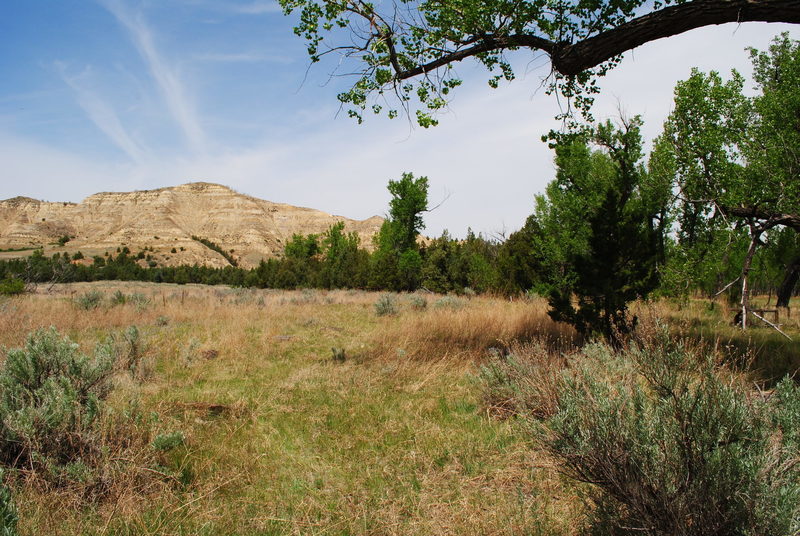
56,63,148,163
100,0,207,152
0,132,143,202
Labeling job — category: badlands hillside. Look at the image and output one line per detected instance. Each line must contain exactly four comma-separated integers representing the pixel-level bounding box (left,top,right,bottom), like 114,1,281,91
0,182,383,268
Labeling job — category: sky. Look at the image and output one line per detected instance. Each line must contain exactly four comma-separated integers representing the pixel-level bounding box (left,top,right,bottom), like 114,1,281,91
1,1,798,239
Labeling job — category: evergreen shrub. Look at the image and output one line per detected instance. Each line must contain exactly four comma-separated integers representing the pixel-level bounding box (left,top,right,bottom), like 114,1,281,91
0,279,24,297
74,290,104,310
374,294,398,316
0,328,115,476
547,338,800,535
482,330,800,535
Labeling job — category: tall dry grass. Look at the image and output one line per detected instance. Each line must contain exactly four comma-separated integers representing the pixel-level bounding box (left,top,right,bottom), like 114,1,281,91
0,283,583,535
632,298,800,382
2,282,794,535
371,296,580,361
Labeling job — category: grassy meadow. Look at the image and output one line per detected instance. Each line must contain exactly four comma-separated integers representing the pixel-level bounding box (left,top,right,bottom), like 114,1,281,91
0,282,798,535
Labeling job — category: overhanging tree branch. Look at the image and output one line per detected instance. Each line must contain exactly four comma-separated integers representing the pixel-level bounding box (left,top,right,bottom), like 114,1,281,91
552,0,800,76
390,0,800,79
282,0,800,123
394,34,555,78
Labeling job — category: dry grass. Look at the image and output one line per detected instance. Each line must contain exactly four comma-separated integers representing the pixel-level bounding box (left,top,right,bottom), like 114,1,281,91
477,340,570,421
0,283,582,535
0,283,796,535
632,297,800,382
14,410,179,535
371,295,580,362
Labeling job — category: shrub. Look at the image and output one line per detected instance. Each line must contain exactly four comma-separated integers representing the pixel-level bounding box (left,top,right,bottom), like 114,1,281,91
538,334,800,535
331,347,346,362
74,290,104,310
110,289,127,305
0,327,115,473
477,342,564,420
181,337,202,366
110,291,149,309
111,325,152,381
152,432,185,452
407,295,427,310
0,279,24,297
433,295,465,310
374,293,398,316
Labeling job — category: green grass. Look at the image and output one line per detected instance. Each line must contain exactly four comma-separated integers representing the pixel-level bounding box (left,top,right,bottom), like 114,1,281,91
5,283,797,535
6,285,573,535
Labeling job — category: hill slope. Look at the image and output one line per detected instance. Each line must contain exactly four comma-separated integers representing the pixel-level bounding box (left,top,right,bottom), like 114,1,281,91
0,182,383,268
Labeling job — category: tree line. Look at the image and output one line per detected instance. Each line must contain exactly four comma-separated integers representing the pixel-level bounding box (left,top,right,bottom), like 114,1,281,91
1,36,798,342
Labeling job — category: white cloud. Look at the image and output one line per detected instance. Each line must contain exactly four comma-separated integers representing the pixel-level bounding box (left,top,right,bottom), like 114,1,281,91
56,63,148,163
177,0,282,15
100,0,207,153
0,134,142,202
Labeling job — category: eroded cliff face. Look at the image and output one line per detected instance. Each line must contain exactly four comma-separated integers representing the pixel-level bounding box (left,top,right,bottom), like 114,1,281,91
0,182,384,268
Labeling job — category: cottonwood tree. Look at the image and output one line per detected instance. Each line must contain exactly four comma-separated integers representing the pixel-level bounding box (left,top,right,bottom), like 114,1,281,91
664,34,800,328
279,0,800,125
371,172,429,290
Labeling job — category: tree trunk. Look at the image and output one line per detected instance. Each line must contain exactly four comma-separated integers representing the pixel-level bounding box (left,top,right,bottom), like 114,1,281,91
777,256,800,308
740,228,762,330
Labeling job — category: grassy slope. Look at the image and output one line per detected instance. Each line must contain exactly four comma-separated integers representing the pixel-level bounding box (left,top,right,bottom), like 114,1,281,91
0,283,796,535
0,284,578,535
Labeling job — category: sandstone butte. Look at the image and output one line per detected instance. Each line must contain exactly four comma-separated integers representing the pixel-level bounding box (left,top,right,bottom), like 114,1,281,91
0,182,384,269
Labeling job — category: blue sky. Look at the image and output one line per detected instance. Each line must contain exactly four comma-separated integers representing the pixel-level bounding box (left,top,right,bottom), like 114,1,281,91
1,1,798,238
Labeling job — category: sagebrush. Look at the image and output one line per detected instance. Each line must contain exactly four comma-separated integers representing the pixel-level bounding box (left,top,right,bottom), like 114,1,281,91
483,330,800,535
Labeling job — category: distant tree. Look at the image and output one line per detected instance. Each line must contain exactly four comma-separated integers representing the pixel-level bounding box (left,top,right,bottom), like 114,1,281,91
284,233,320,261
281,233,322,287
385,173,429,251
497,216,544,295
450,230,500,293
371,173,429,291
319,222,369,288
